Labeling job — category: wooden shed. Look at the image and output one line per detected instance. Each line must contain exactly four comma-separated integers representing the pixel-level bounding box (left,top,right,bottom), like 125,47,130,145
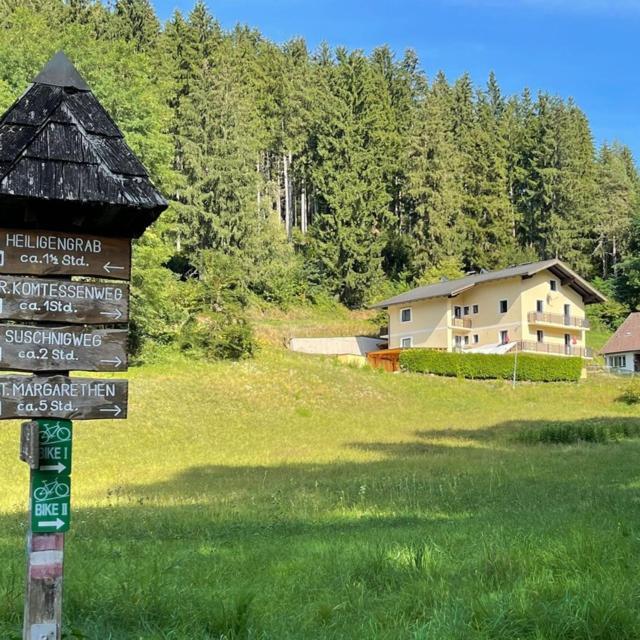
367,348,403,372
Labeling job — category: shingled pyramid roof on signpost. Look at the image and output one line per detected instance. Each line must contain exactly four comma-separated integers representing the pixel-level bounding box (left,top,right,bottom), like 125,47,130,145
0,52,167,237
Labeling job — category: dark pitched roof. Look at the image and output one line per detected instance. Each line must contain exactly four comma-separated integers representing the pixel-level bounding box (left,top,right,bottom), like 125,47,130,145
371,259,606,308
600,313,640,355
0,52,167,238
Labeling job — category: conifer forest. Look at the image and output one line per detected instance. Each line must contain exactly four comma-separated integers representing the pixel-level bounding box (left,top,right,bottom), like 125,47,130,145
0,0,638,357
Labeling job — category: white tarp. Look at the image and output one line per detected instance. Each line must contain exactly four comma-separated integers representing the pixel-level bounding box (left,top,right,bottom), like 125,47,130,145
463,342,517,355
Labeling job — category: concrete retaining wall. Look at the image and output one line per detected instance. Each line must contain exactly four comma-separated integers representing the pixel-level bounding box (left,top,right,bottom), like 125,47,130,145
289,336,385,356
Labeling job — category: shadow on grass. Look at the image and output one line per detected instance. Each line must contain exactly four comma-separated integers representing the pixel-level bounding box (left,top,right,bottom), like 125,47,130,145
345,416,640,457
3,417,640,638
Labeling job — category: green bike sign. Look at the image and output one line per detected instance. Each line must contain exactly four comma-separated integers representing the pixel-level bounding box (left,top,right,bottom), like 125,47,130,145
30,419,73,532
38,419,72,474
30,470,71,533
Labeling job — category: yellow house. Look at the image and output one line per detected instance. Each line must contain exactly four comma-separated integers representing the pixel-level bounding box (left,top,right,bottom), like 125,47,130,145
372,259,606,358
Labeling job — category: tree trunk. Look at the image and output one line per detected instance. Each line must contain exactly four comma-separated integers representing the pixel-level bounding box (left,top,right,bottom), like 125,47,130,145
256,153,261,213
277,154,283,225
284,152,291,239
301,176,307,234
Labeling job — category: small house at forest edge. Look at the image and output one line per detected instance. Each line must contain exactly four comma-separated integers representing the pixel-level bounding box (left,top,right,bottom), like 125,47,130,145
372,259,606,359
600,312,640,373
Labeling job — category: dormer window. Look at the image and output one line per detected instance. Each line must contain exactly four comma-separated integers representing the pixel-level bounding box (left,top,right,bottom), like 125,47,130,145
400,308,412,323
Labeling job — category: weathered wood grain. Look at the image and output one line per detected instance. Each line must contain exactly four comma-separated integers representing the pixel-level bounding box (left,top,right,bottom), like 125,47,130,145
0,325,128,372
23,532,64,640
0,374,127,420
0,228,131,280
0,275,128,324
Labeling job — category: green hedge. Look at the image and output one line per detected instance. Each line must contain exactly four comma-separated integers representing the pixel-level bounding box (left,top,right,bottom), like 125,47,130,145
399,349,583,382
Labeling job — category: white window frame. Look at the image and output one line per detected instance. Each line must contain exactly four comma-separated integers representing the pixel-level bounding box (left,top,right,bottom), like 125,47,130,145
536,299,544,313
499,330,509,344
472,304,479,314
400,336,413,349
463,306,470,316
499,299,508,314
550,279,557,291
610,355,627,368
473,334,479,344
399,307,412,323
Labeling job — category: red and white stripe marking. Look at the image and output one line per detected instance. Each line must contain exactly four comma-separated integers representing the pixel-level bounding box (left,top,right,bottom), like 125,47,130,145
29,534,63,580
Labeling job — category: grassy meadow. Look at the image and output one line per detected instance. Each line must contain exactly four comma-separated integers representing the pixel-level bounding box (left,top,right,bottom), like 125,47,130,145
1,311,639,638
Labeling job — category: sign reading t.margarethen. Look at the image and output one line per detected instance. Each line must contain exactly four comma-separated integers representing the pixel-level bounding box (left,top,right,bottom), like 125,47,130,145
0,275,128,324
0,228,131,280
0,325,128,372
0,375,127,420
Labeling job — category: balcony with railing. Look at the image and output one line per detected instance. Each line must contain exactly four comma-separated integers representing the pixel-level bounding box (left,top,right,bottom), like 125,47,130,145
517,340,592,359
451,317,473,330
527,311,590,329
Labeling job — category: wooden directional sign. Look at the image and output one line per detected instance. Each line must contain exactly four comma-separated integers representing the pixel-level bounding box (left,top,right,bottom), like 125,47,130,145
0,228,131,280
0,275,128,324
31,470,71,533
0,375,127,420
0,325,127,372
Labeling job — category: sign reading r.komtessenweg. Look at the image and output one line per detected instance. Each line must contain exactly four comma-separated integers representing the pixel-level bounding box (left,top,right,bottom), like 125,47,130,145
0,274,129,324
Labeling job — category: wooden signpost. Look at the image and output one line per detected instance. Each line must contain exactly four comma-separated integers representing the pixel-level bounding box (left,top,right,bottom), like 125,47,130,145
0,325,128,372
0,228,131,280
0,52,167,640
0,275,129,323
0,375,128,419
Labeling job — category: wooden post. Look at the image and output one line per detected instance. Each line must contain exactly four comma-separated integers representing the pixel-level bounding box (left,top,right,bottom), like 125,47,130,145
22,377,70,639
23,529,64,640
0,51,166,640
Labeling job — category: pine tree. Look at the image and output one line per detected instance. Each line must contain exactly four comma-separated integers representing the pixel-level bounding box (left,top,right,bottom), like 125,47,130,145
407,72,463,278
371,47,425,280
308,49,392,307
465,80,515,269
113,0,160,52
617,214,640,311
450,74,514,269
176,38,261,255
595,144,638,277
546,100,597,275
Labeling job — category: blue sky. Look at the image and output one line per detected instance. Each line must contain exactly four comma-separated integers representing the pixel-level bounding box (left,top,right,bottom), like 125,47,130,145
154,0,639,160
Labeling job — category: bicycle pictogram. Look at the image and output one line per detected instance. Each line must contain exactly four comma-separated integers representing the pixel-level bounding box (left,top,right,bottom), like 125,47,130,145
40,421,71,445
34,479,70,502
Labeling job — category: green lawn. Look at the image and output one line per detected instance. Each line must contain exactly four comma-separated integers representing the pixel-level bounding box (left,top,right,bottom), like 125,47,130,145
2,332,640,638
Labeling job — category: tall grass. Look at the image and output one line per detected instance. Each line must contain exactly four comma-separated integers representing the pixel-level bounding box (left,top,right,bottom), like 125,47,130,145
0,321,639,638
